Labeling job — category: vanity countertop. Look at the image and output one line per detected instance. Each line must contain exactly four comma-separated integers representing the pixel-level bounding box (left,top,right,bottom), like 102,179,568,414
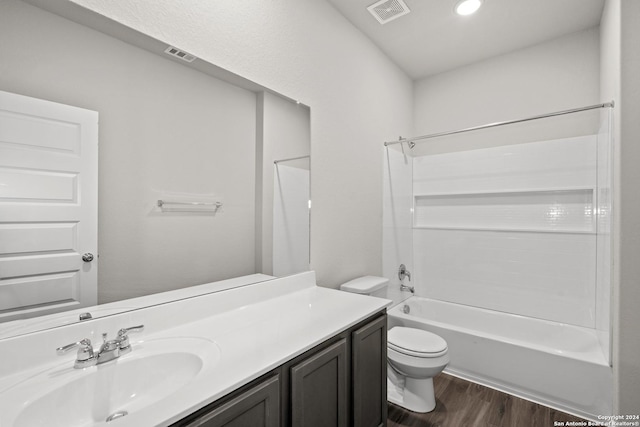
0,271,390,427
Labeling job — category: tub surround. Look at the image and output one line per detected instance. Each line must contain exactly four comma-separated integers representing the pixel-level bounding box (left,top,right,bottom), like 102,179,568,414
383,129,614,418
410,135,603,329
0,271,391,426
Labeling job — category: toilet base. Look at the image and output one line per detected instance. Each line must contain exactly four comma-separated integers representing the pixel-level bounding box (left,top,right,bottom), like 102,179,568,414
388,376,436,413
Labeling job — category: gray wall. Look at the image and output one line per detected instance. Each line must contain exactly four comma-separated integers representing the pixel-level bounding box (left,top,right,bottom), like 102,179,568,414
413,28,601,142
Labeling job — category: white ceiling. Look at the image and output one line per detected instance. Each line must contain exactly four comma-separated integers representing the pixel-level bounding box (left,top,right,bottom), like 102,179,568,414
326,0,605,80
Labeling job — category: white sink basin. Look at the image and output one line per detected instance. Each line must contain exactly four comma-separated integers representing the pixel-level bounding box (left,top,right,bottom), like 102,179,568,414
2,337,220,426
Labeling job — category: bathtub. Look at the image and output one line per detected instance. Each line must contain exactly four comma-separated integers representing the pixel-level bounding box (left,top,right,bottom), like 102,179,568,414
387,296,612,420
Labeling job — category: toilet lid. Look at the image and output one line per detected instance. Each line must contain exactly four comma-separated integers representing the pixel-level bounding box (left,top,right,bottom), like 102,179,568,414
340,276,388,294
388,327,447,356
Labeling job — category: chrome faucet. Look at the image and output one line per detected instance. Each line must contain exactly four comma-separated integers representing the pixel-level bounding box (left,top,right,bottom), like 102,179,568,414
96,332,122,364
56,338,96,369
398,264,414,293
116,325,145,355
400,284,415,293
398,264,411,282
57,325,144,369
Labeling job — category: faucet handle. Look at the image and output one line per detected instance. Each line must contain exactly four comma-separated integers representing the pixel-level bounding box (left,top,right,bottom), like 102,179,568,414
117,325,144,351
56,338,97,368
117,325,144,337
56,338,94,358
398,264,412,282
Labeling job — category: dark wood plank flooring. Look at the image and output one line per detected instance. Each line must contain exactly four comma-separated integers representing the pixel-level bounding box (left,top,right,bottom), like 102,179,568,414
387,373,587,427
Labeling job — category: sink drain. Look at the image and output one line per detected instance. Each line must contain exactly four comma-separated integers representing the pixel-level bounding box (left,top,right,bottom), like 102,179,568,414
106,411,128,422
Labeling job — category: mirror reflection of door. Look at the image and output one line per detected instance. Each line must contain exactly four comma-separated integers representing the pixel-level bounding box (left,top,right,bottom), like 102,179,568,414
0,90,98,322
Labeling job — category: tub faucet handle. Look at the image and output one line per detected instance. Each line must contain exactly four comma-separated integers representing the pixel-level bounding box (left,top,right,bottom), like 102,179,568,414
398,264,411,282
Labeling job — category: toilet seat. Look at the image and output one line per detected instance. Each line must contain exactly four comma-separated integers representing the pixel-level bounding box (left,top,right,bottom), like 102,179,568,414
388,327,448,358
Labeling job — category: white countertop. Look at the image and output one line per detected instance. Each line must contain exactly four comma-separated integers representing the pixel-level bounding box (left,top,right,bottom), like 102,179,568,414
0,271,390,426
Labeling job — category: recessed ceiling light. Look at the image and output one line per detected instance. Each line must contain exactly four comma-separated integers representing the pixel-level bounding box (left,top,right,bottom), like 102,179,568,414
455,0,483,16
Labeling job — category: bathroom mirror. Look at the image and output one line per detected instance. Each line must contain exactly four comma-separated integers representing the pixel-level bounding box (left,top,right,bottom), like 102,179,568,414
0,0,311,339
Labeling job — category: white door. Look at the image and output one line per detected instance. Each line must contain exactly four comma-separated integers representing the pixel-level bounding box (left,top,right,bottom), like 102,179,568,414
0,90,98,322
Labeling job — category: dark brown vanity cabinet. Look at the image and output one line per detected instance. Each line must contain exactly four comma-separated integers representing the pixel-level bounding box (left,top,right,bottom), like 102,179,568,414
176,375,281,427
173,311,386,427
290,339,349,427
352,315,388,427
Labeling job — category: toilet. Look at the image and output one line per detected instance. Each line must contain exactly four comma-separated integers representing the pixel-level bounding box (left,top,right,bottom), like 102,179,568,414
340,276,450,413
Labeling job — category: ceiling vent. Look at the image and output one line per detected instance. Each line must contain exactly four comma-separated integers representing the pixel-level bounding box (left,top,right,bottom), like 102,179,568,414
164,46,197,63
367,0,411,25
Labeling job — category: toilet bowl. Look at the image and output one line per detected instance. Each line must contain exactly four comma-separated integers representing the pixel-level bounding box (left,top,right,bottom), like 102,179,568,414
387,326,449,412
340,276,450,413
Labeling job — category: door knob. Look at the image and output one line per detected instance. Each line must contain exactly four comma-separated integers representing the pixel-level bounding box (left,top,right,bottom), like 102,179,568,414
82,253,94,262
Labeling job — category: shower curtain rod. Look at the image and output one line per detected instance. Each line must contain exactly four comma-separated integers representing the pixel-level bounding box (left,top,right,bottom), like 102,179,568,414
274,155,310,164
383,101,615,147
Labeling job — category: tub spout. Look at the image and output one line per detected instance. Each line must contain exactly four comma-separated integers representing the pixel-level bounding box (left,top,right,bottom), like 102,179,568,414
400,284,415,294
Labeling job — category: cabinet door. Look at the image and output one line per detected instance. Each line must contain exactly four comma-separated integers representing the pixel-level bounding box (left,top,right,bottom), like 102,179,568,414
291,338,348,427
183,375,280,427
352,315,387,427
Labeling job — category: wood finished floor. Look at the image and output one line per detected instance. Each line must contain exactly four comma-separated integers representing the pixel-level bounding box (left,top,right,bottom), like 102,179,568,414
387,374,587,427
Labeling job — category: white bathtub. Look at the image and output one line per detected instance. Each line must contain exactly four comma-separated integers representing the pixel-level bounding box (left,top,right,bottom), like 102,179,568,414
387,296,612,420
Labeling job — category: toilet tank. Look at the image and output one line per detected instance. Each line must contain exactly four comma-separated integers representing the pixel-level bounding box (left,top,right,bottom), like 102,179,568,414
340,276,389,296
